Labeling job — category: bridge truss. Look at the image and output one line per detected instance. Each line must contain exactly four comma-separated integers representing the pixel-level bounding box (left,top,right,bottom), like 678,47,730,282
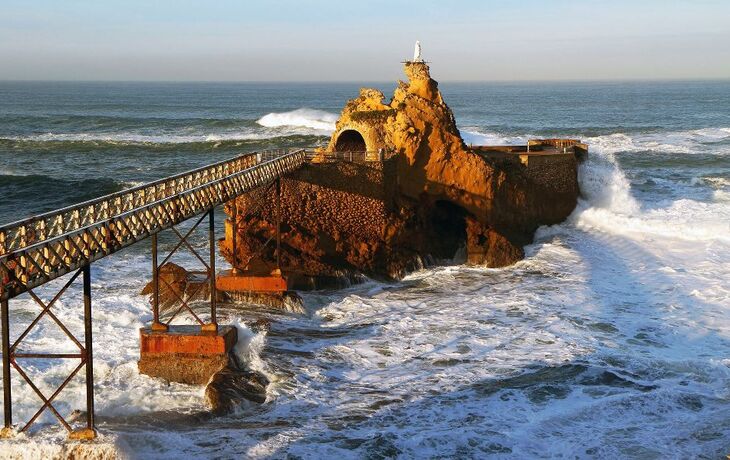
0,149,306,438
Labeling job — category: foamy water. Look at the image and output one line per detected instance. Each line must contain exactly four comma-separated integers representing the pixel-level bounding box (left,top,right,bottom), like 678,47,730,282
1,81,730,458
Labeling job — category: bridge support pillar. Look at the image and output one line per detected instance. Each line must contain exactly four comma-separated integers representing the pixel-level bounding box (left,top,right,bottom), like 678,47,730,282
1,297,11,438
203,209,218,333
0,266,97,439
150,233,168,332
70,264,97,440
138,325,237,384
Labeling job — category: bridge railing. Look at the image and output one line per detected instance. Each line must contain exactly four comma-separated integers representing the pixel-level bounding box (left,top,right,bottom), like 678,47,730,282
0,149,292,256
0,149,306,300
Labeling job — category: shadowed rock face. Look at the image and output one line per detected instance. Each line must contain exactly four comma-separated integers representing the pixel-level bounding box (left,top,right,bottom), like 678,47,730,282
223,62,580,286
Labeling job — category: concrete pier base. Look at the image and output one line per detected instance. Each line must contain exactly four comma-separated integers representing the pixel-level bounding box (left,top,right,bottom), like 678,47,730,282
138,325,237,384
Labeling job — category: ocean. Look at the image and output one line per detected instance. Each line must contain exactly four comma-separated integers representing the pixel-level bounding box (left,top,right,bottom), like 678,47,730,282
0,80,729,458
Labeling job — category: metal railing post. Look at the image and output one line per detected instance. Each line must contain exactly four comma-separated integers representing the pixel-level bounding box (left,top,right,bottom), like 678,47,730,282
231,202,239,274
1,297,11,435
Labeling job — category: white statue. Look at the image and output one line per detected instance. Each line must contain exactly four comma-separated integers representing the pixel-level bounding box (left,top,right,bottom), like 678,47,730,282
413,40,422,62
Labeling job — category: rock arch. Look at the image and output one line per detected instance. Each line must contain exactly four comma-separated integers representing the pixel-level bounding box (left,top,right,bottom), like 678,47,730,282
334,129,367,152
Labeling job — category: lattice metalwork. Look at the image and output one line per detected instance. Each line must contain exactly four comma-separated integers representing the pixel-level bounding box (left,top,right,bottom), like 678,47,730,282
2,265,95,438
0,149,306,301
149,210,218,331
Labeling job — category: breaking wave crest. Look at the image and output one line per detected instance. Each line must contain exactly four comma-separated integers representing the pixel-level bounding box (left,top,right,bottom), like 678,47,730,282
582,127,730,155
459,126,730,155
256,108,338,133
0,131,320,145
459,129,528,146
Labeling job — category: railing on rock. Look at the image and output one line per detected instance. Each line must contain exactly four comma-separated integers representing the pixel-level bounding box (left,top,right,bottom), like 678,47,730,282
527,138,588,153
305,149,394,163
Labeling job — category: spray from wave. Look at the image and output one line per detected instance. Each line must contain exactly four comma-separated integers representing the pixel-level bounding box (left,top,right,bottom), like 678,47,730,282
538,134,730,243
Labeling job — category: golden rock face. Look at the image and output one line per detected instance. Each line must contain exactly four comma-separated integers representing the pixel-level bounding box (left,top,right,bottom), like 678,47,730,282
328,61,494,219
224,63,581,285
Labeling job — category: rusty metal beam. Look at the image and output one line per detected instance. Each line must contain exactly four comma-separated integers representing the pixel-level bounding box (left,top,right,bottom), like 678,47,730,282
1,266,97,437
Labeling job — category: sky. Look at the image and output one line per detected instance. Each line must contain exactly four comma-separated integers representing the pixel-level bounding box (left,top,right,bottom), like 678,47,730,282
0,0,729,82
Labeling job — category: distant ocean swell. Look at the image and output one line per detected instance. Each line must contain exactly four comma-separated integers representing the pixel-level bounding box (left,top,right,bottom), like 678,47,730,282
461,126,730,155
0,108,339,145
3,107,729,157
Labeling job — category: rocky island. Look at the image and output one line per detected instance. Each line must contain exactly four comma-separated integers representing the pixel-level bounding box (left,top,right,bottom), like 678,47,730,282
221,60,586,289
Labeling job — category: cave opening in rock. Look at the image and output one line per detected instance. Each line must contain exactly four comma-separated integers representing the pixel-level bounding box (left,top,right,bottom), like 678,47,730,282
335,129,367,152
429,200,468,262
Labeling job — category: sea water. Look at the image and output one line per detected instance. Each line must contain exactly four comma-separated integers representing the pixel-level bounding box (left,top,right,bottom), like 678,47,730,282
0,80,729,458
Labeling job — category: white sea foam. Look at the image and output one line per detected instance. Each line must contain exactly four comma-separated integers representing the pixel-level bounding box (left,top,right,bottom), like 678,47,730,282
458,126,730,155
583,127,730,155
256,108,338,133
0,124,332,145
0,167,30,177
535,143,730,247
459,128,529,146
0,131,281,144
231,319,270,378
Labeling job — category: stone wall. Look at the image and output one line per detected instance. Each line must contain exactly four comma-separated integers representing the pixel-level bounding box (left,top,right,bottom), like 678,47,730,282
222,159,416,288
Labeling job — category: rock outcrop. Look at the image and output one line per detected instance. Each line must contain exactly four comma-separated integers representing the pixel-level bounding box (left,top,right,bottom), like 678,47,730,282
224,61,581,285
140,262,215,312
204,355,269,414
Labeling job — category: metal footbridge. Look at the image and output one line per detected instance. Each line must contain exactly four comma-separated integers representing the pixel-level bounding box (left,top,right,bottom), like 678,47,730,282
0,148,306,438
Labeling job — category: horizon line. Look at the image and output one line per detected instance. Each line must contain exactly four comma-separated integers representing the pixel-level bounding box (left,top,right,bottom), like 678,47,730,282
1,77,729,85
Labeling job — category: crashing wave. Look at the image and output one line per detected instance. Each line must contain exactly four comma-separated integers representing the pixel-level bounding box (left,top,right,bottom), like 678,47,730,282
256,108,338,133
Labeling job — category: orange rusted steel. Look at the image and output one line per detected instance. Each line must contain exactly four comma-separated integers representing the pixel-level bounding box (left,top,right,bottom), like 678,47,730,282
1,266,96,438
216,271,287,294
140,325,237,355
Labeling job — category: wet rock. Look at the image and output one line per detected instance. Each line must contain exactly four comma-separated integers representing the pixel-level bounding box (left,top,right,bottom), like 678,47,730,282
204,357,269,414
140,262,219,312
